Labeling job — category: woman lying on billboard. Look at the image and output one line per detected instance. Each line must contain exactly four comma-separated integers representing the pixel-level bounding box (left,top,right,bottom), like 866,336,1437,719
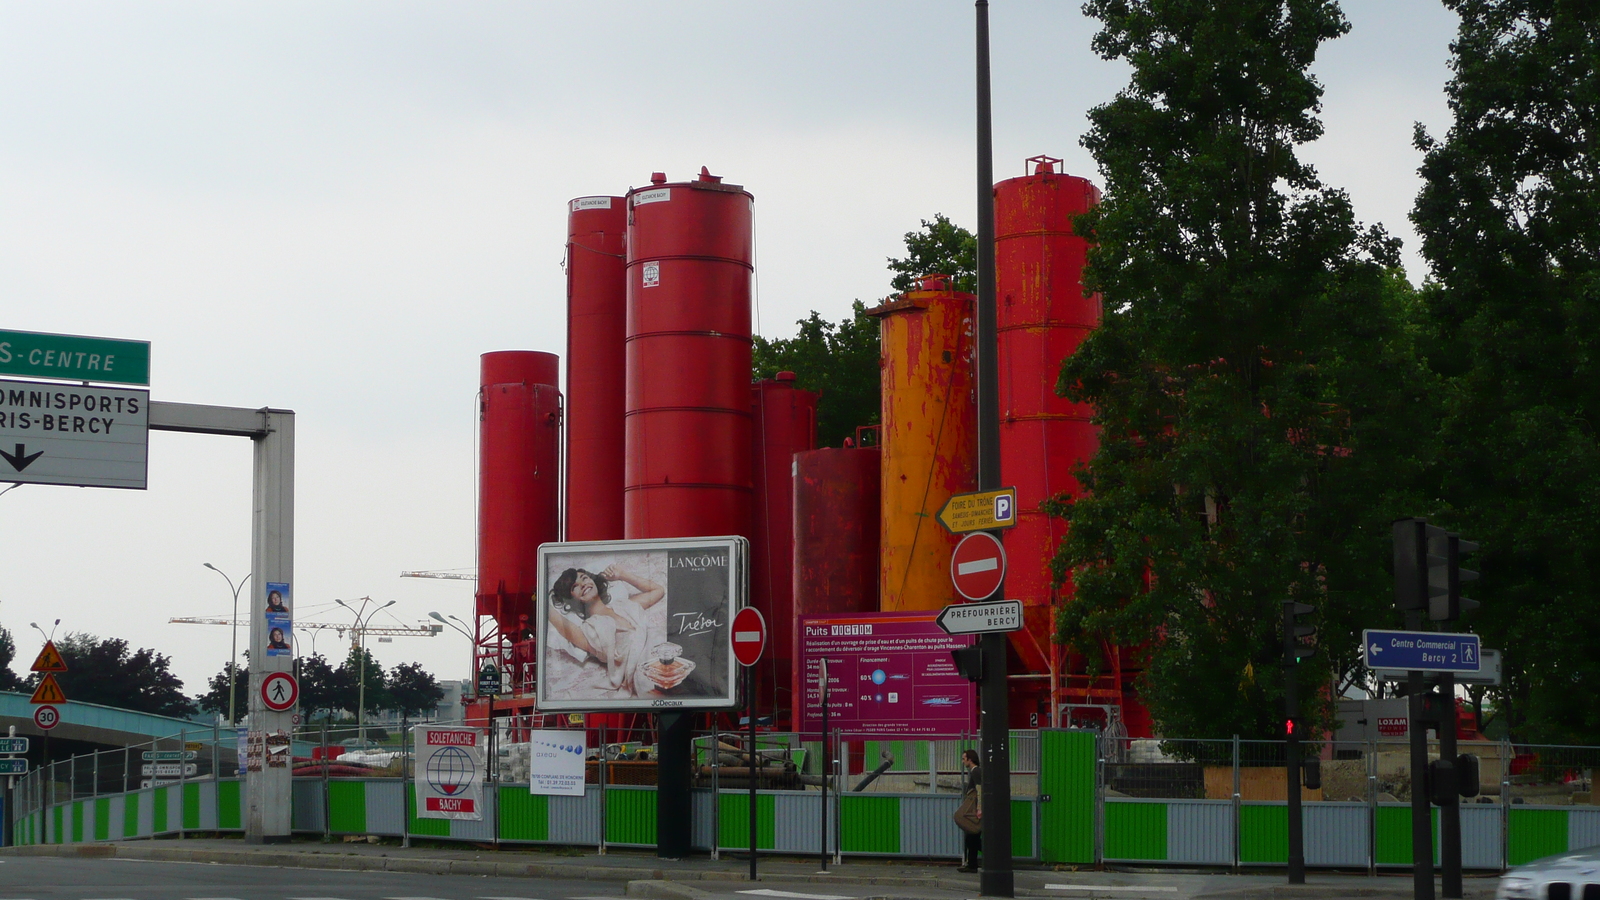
547,565,689,695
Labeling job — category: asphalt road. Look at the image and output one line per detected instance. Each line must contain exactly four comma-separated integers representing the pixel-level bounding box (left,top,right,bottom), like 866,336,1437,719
0,857,622,900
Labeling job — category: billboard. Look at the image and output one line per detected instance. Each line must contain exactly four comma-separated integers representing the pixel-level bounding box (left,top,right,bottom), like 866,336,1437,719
796,610,977,737
536,536,746,712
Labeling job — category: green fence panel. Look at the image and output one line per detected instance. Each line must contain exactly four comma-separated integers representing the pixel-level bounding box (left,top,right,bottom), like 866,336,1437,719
718,792,776,850
218,780,241,830
839,795,899,854
183,783,201,829
94,798,110,841
605,788,656,845
1038,730,1096,864
123,792,140,838
1105,802,1167,861
1010,798,1034,858
327,781,368,834
72,801,84,842
498,788,549,842
151,786,168,834
405,785,450,837
1238,805,1287,864
1375,805,1438,866
1508,808,1569,867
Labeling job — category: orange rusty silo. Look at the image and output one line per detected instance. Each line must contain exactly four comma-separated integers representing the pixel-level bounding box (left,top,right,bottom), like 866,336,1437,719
866,275,977,612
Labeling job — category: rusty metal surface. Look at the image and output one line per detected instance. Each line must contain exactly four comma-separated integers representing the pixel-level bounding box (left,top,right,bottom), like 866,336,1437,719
751,375,818,717
867,280,976,612
565,197,628,542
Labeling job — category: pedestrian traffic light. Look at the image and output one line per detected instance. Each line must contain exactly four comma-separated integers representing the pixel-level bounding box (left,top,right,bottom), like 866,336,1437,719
1415,687,1452,733
1393,517,1447,613
951,644,984,682
1456,753,1480,798
1302,757,1322,791
1426,757,1459,806
1282,601,1317,666
1428,531,1481,622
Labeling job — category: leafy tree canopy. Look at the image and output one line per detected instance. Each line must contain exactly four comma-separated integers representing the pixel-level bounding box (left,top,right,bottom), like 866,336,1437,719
387,661,445,717
0,626,22,692
753,302,881,447
887,214,977,294
43,633,196,719
1411,0,1600,743
197,662,250,724
1049,0,1429,740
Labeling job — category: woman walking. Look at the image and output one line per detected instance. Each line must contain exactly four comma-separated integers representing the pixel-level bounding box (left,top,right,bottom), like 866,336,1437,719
957,749,982,872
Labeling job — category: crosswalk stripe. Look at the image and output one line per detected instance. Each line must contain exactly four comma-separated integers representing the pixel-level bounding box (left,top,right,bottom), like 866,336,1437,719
742,883,857,890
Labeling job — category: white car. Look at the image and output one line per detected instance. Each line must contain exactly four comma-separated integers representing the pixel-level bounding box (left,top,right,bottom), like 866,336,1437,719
1497,844,1600,899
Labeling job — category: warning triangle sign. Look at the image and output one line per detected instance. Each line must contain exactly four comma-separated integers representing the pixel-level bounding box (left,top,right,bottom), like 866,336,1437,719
30,640,67,673
30,673,66,704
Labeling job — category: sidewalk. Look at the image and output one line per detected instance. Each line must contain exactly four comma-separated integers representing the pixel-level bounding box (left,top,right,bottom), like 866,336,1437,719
1,838,1501,900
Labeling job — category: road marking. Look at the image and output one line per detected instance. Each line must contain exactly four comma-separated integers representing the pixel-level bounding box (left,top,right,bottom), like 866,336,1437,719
739,891,854,900
1045,887,1178,894
479,897,549,900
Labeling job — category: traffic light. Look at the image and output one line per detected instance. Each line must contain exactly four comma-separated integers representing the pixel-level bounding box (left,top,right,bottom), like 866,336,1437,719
1393,517,1445,613
1428,530,1481,622
1426,757,1459,806
951,644,984,682
1282,601,1317,666
1415,687,1453,733
1456,753,1480,798
1302,758,1322,791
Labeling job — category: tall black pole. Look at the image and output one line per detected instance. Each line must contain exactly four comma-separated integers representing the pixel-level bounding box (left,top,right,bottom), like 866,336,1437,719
1283,602,1304,884
1438,672,1461,898
975,3,1013,897
748,665,758,880
819,658,829,872
1406,601,1435,900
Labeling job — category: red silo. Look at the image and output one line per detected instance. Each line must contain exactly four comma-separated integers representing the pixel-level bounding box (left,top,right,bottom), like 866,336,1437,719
791,444,880,719
565,195,628,542
624,169,755,540
477,351,563,647
751,372,818,714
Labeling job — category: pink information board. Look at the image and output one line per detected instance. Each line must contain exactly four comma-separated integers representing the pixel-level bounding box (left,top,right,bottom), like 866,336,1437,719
796,610,978,738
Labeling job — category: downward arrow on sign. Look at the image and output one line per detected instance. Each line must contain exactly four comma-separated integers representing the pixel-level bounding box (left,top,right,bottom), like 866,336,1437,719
1,443,43,472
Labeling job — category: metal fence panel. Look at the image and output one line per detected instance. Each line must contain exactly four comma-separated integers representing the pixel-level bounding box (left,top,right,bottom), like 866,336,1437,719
1461,804,1502,869
1570,808,1600,852
691,788,716,850
366,780,407,836
1167,800,1232,865
291,778,325,832
772,791,820,854
547,786,602,844
1304,803,1367,867
898,793,963,857
445,786,496,842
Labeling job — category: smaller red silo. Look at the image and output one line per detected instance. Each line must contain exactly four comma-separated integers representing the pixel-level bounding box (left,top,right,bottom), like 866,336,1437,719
791,445,880,721
751,372,818,715
477,351,563,656
565,196,628,542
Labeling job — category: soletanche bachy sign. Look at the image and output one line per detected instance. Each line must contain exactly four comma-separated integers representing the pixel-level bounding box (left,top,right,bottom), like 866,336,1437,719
413,726,484,820
536,536,746,712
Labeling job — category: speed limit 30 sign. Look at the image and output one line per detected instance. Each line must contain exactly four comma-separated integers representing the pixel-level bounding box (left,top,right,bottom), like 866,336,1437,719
33,704,60,730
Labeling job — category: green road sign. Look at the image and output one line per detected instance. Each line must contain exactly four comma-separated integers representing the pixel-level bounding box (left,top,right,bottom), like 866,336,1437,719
0,329,150,386
0,737,29,753
0,759,28,775
141,750,197,761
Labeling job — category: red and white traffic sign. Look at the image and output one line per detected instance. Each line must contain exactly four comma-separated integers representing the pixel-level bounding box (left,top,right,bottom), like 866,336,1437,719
731,606,768,667
260,672,298,712
951,531,1006,601
33,704,60,730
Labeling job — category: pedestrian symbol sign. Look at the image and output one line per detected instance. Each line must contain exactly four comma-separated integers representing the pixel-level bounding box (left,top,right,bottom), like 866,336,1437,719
260,672,297,712
30,641,67,673
30,673,66,704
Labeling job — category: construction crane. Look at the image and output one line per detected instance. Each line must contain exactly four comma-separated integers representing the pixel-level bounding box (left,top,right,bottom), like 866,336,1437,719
168,617,442,640
400,570,475,581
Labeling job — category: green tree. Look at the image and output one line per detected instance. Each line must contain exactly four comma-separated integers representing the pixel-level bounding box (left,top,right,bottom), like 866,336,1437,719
197,662,249,723
0,626,22,692
1411,1,1600,743
44,633,196,718
887,213,977,293
1047,0,1430,740
295,653,343,721
386,661,444,717
337,645,390,719
752,301,882,447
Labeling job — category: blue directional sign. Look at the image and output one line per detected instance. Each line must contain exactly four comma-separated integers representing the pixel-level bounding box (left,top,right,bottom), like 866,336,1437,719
1363,629,1481,673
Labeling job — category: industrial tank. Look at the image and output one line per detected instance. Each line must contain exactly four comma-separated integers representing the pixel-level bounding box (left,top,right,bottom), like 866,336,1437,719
477,350,563,642
624,169,755,540
867,275,977,612
565,195,628,542
750,372,818,714
994,155,1102,672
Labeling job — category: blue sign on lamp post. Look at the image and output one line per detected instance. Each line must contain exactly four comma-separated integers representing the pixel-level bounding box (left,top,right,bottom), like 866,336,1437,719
1362,629,1481,673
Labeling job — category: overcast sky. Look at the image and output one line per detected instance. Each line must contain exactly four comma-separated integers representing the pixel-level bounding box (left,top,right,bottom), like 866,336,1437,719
0,1,1460,699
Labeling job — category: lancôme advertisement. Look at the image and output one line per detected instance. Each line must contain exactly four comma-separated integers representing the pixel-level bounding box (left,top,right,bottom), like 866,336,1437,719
536,536,746,712
413,725,484,820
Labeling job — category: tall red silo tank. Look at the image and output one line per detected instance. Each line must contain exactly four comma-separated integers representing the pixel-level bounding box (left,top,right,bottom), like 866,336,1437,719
751,372,818,715
477,351,563,639
565,196,628,542
791,445,880,716
994,155,1102,673
867,275,978,612
624,169,755,540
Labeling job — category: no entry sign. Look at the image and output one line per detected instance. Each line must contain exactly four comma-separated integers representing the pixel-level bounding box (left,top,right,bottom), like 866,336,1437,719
731,606,767,667
951,531,1006,601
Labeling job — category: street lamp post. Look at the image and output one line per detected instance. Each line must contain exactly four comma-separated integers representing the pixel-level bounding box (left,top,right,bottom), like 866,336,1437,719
337,597,395,748
428,611,475,684
203,563,250,727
